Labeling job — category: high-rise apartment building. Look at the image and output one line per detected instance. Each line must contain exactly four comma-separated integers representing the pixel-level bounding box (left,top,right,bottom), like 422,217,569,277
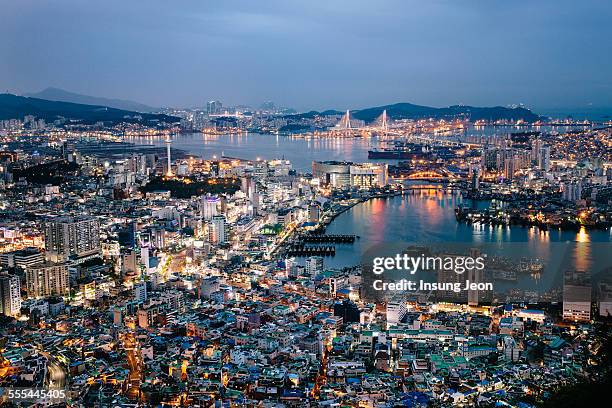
208,215,228,244
538,145,551,172
134,281,148,303
44,216,101,260
0,273,22,317
206,100,223,115
200,195,220,220
26,263,70,298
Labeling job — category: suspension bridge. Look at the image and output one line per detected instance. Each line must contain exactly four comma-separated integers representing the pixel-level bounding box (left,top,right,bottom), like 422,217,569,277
331,109,482,147
331,109,396,137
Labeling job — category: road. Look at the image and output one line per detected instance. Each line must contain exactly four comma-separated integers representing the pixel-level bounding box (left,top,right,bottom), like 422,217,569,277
47,359,66,389
40,351,67,389
124,332,143,400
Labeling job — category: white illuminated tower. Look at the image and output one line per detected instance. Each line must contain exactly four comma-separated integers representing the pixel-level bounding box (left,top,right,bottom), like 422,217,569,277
165,135,173,176
166,135,172,177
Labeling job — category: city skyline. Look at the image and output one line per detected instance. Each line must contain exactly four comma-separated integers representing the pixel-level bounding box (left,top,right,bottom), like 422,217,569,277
1,0,612,111
2,2,612,406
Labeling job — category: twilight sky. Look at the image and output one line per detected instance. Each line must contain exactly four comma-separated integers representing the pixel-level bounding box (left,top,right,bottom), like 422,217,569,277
1,0,611,111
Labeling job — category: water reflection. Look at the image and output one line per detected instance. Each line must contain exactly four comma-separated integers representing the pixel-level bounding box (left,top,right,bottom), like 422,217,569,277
324,191,611,293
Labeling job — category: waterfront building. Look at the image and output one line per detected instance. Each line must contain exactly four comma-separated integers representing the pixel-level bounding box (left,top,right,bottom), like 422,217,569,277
563,270,592,322
349,163,388,189
598,280,612,317
308,203,320,223
436,261,468,303
305,256,323,277
312,161,351,188
561,181,583,202
469,165,480,191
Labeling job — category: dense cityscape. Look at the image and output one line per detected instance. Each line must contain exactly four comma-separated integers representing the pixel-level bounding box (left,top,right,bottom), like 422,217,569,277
2,1,612,407
0,96,611,407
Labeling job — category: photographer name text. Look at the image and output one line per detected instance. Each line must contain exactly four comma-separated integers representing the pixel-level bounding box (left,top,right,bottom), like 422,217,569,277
372,279,493,293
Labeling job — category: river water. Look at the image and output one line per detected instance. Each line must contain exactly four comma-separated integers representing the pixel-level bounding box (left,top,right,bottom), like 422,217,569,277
324,189,612,293
128,125,591,172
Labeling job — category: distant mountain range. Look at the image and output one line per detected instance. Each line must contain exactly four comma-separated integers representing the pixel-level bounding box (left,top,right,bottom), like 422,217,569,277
0,93,178,125
0,90,542,126
25,87,157,113
289,102,541,123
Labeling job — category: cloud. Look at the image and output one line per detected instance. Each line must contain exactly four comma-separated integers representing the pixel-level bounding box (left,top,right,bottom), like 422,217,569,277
1,0,610,110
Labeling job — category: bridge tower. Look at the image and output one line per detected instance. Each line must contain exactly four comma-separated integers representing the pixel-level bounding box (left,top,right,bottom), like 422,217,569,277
372,109,389,135
380,109,388,133
340,110,352,129
337,110,352,136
